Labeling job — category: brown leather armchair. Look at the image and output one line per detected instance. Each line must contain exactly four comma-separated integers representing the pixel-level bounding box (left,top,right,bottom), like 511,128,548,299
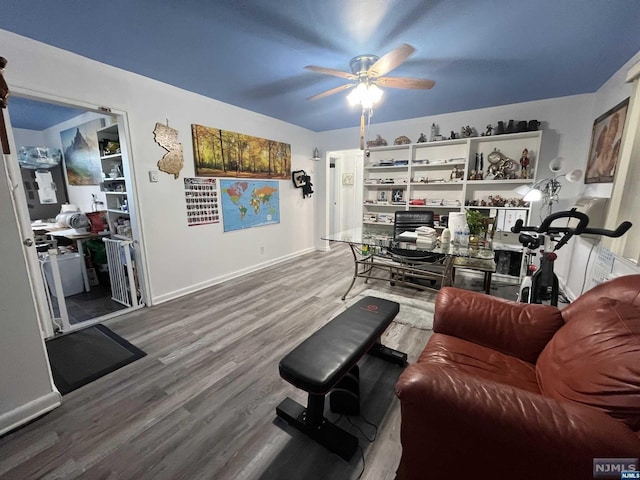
395,275,640,480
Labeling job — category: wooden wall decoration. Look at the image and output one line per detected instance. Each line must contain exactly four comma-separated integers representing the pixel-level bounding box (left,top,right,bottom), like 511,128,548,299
153,121,184,179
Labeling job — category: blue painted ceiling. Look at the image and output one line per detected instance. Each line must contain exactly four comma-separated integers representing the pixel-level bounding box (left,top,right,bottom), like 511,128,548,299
3,0,640,132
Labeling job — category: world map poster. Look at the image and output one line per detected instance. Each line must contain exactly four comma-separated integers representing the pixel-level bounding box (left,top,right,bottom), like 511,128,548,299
220,179,280,232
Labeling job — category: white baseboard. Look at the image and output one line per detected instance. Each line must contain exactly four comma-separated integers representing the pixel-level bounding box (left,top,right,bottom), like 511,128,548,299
0,391,61,437
152,247,316,305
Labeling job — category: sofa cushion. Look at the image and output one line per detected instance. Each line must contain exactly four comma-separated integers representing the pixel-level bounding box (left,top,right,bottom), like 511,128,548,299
420,333,540,393
537,297,640,431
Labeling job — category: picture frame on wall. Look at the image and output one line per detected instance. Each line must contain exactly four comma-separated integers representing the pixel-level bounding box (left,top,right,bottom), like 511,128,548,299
585,97,629,184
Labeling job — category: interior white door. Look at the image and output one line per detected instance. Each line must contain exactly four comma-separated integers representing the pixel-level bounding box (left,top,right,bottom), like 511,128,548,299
0,112,61,435
329,155,342,234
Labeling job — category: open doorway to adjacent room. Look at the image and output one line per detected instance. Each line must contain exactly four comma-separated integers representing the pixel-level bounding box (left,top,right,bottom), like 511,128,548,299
6,94,146,337
328,149,363,235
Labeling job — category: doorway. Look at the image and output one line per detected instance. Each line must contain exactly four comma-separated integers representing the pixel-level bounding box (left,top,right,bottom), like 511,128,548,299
327,148,363,235
5,93,146,338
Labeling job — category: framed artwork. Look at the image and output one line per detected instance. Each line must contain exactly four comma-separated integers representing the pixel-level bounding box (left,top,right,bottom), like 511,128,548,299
342,173,354,185
192,124,291,179
585,97,629,184
59,118,104,185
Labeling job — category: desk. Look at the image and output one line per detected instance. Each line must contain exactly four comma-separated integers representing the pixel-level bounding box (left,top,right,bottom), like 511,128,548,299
323,228,496,300
31,222,108,292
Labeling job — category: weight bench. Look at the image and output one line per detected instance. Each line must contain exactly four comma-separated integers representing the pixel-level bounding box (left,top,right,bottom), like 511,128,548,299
276,296,407,461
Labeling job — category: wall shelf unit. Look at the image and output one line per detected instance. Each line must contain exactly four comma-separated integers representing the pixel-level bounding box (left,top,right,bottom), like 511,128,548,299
98,123,132,240
362,131,542,235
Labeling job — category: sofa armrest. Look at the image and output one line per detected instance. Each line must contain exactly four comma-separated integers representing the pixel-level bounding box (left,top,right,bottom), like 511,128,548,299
396,364,640,480
434,287,564,363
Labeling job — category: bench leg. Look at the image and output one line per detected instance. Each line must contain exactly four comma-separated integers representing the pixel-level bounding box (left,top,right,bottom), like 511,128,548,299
276,395,359,461
368,342,408,366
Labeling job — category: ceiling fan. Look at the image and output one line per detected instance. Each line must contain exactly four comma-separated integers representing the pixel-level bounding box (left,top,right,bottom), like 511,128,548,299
305,44,435,149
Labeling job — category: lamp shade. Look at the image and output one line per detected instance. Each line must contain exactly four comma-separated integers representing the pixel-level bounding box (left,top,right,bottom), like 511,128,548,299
523,188,543,202
514,184,532,196
565,169,582,183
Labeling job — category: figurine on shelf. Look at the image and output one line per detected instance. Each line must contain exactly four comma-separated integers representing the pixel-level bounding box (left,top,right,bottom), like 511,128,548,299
394,135,411,145
485,124,493,136
461,125,474,138
520,148,530,179
450,131,457,139
430,123,438,142
367,134,388,147
417,133,427,143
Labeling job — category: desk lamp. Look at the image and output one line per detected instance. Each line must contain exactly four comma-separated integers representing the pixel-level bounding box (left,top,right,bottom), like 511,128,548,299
515,159,582,218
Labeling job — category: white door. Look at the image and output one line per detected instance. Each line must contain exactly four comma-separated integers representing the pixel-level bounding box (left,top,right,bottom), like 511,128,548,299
0,111,61,435
329,155,342,234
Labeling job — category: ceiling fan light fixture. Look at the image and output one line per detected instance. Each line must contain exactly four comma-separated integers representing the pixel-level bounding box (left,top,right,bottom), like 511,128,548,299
347,82,383,109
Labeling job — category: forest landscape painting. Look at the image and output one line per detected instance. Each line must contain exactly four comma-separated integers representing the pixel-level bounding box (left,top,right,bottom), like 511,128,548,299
60,119,104,185
192,124,291,179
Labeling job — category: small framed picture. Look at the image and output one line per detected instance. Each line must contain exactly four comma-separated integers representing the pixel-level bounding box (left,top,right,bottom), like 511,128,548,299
392,189,404,203
342,173,354,185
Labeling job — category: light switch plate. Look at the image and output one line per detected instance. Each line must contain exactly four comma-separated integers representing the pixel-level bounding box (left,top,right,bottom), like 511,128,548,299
149,170,159,182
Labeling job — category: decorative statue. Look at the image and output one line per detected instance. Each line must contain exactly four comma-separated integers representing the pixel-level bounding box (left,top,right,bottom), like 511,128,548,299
417,133,427,143
0,57,10,154
430,123,438,142
520,148,530,178
367,134,388,147
461,126,473,138
0,57,9,109
485,124,493,136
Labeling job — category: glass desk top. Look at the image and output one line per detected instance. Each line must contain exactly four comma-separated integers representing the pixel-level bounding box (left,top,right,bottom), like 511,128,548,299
322,227,495,260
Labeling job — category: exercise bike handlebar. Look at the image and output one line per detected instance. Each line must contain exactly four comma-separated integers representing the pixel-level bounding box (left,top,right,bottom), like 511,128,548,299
511,210,632,251
511,210,590,235
582,221,632,238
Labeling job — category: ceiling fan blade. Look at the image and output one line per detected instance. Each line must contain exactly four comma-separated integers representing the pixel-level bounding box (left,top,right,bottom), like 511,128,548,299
376,76,435,90
367,44,415,78
306,83,355,101
305,65,356,80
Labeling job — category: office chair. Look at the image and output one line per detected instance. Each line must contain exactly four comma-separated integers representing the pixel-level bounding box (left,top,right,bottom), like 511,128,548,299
392,211,435,242
389,211,446,287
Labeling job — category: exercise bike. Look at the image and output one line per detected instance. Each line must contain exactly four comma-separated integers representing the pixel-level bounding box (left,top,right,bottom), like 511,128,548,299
511,209,632,306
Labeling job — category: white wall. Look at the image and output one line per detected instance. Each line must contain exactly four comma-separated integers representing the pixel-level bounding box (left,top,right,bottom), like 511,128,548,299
14,112,111,213
560,49,640,298
2,29,319,305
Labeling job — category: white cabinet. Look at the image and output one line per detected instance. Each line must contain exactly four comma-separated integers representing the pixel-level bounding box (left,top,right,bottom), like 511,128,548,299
97,124,132,240
362,131,542,234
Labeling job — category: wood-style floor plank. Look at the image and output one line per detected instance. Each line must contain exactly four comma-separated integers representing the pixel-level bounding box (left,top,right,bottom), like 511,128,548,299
0,243,446,480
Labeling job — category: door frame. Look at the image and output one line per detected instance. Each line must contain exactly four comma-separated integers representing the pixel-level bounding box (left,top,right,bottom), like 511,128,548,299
5,87,151,336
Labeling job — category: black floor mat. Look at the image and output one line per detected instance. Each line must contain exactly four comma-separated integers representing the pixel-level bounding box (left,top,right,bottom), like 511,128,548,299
46,324,146,395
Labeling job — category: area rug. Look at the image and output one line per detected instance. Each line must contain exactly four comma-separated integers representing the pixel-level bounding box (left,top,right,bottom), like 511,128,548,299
46,324,146,395
346,289,436,331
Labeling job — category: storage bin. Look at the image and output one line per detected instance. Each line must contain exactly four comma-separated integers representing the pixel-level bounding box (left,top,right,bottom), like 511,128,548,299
42,252,84,298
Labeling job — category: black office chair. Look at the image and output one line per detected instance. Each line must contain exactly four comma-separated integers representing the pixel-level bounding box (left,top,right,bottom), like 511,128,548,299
389,211,446,287
392,211,435,242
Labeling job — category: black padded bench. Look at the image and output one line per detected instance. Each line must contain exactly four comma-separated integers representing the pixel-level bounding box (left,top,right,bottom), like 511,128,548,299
276,296,407,460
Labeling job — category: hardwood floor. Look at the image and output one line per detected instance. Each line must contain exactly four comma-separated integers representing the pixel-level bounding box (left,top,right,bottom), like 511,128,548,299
0,243,457,480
